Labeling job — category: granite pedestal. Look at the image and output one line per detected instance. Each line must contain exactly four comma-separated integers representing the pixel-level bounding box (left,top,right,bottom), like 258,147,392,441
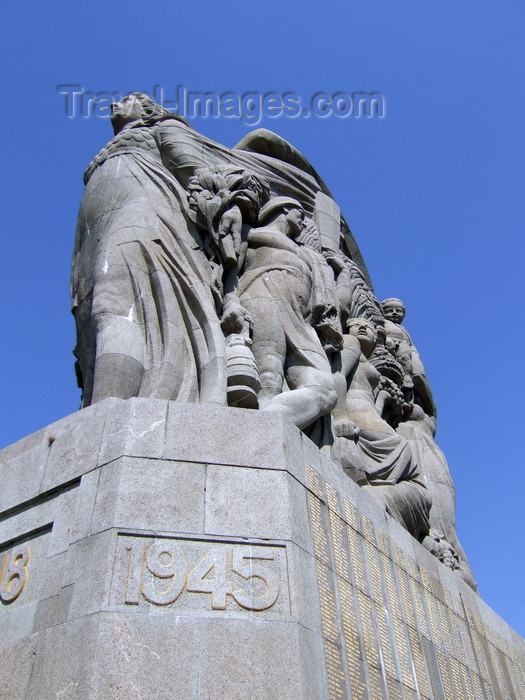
1,398,524,699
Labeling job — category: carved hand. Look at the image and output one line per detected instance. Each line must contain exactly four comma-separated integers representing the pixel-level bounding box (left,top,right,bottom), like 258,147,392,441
322,250,346,274
221,300,252,336
333,421,360,441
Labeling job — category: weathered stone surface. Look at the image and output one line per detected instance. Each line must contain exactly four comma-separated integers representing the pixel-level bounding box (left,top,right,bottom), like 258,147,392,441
27,615,99,699
1,600,39,645
53,469,100,549
91,456,206,535
98,397,167,464
40,398,117,491
164,400,289,469
64,530,118,621
68,94,475,570
204,464,310,550
198,619,325,700
0,438,48,513
0,634,38,699
93,614,203,700
33,584,75,633
2,401,523,699
285,542,322,628
1,496,55,547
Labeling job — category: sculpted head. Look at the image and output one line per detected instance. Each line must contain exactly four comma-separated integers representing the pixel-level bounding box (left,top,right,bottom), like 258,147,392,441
227,170,270,224
257,197,305,238
347,317,377,357
381,298,406,325
110,92,185,134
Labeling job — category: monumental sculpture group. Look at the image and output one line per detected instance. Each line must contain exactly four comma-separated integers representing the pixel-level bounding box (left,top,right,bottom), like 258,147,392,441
72,92,474,587
6,91,525,699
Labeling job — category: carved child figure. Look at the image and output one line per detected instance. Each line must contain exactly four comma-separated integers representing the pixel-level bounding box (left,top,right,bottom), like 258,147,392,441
381,298,436,417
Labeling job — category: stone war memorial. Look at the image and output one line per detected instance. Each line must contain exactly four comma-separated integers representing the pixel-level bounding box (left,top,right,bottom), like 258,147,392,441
2,92,525,699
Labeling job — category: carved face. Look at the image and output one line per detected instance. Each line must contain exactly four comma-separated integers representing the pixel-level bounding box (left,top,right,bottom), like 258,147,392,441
382,301,405,325
231,189,259,223
347,318,377,356
285,206,304,238
110,94,144,132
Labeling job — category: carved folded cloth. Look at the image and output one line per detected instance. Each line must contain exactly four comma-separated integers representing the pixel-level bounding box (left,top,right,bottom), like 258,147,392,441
72,130,227,406
357,431,421,485
336,428,431,539
398,419,470,563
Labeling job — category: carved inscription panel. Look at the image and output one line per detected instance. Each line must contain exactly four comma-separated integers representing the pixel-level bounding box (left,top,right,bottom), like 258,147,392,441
306,465,525,700
112,535,288,618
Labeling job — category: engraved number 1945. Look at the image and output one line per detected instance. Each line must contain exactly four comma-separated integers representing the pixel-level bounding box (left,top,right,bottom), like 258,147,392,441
125,541,279,611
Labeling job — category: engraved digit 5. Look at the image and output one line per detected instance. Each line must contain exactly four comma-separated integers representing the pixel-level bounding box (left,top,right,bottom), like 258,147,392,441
231,545,279,611
0,545,31,603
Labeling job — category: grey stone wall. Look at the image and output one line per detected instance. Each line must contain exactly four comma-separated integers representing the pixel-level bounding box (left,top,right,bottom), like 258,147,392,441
1,399,524,699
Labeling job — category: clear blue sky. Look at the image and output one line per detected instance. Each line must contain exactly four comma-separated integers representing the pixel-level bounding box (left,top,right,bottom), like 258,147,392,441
2,1,524,637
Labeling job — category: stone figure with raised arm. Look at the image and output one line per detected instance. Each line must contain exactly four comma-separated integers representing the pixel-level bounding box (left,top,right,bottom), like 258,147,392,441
237,196,342,431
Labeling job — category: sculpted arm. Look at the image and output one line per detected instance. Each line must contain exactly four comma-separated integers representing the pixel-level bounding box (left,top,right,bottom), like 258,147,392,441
247,227,299,252
407,336,437,417
332,334,361,432
375,387,391,418
340,334,362,379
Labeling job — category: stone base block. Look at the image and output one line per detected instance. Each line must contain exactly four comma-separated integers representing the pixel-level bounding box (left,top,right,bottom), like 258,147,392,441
1,398,524,699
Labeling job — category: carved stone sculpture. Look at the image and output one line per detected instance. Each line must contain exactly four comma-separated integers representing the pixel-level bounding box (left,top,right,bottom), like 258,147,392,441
71,93,227,407
238,196,341,431
72,92,365,410
71,93,473,582
398,405,477,588
186,165,270,408
378,298,476,587
331,317,431,540
381,298,436,417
